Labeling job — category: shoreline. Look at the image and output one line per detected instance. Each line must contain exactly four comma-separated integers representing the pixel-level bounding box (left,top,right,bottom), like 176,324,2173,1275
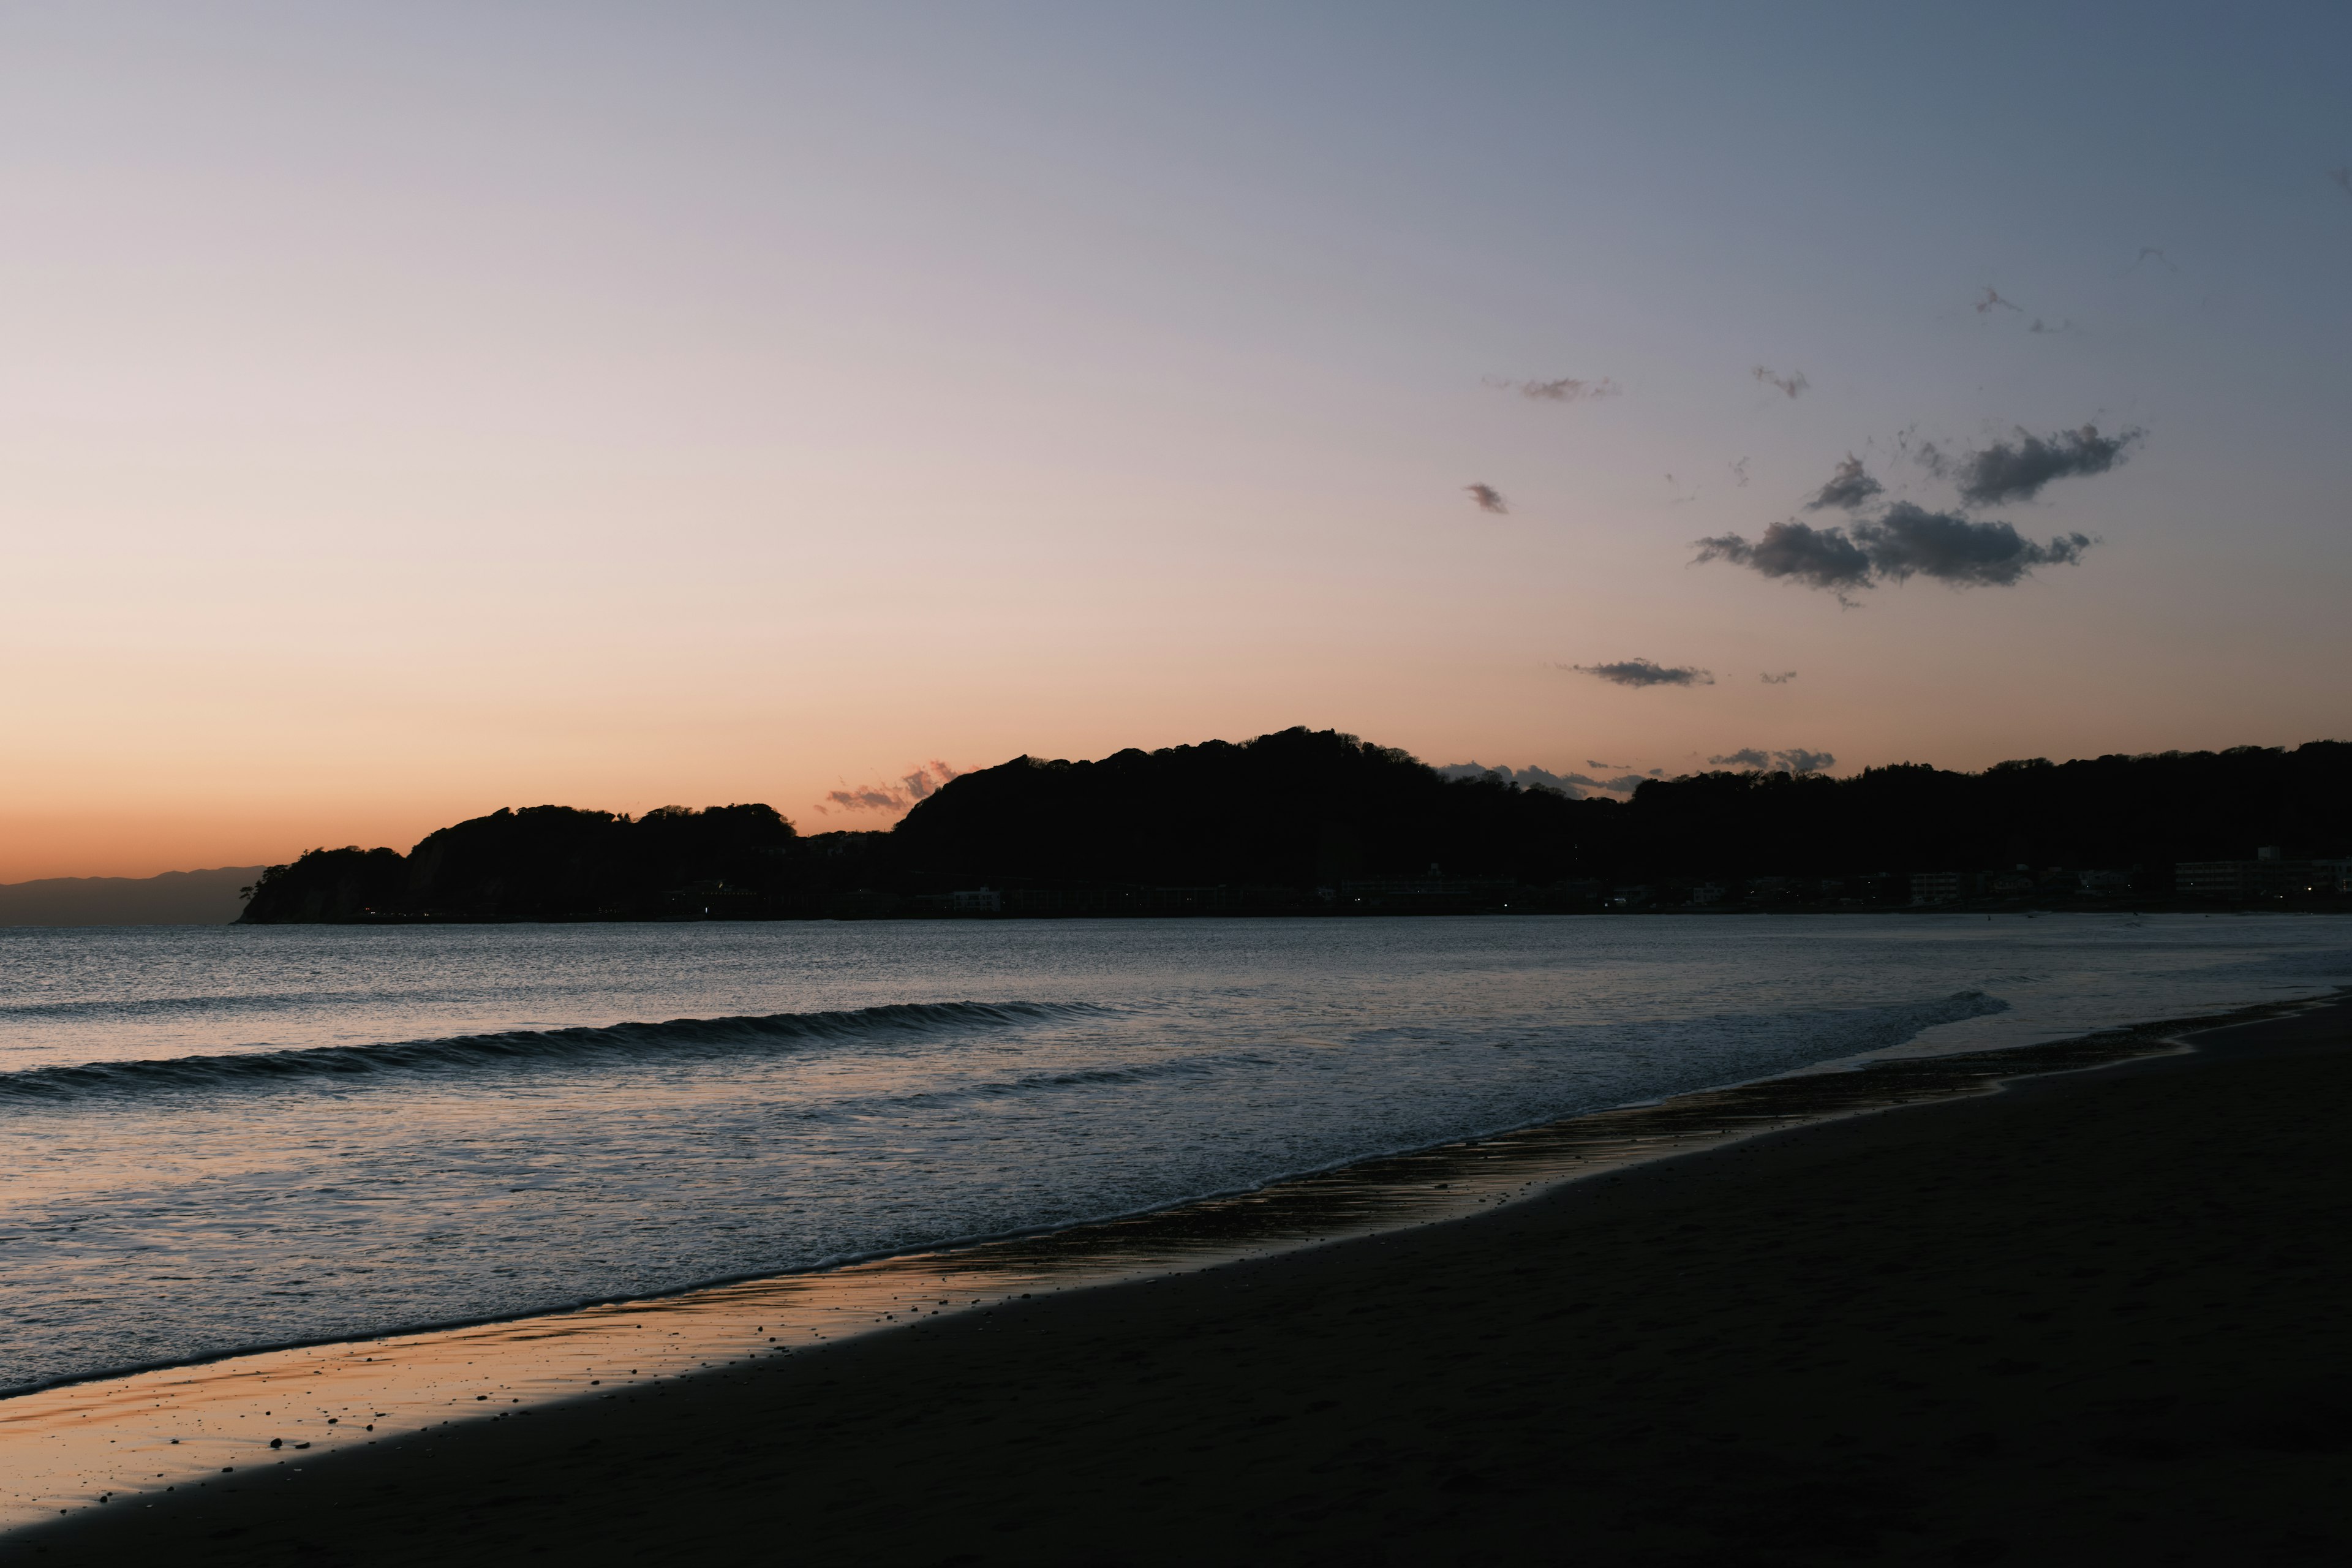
4,986,2341,1541
23,990,2351,1562
0,984,2215,1408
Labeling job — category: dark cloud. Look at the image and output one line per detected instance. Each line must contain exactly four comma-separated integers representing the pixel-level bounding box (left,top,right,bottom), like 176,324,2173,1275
1730,457,1750,488
1464,482,1509,514
2028,317,2074,334
820,761,964,815
1695,508,2095,597
1692,520,1874,598
1512,375,1620,404
1567,658,1716,688
1855,502,2094,586
1752,366,1809,400
1975,287,2022,314
1708,747,1835,775
1760,670,1797,684
1436,762,1587,799
2126,246,2179,274
1803,454,1883,513
1945,424,2141,506
1441,761,1674,796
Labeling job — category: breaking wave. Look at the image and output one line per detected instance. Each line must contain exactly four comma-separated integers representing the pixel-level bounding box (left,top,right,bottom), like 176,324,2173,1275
0,1000,1097,1106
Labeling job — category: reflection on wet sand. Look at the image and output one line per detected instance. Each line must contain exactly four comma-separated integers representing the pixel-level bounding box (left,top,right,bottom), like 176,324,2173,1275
0,998,2303,1531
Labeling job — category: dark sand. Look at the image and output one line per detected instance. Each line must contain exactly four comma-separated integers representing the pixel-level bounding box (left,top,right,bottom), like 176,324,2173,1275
24,1000,2352,1566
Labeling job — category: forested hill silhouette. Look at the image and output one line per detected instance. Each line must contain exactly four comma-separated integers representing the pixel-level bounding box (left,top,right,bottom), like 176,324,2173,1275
888,728,1580,890
238,804,797,922
236,728,2352,922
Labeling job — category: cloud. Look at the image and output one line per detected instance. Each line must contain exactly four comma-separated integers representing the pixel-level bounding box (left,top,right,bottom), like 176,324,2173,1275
819,760,964,815
1695,508,2094,597
2125,246,2179,275
1493,375,1621,404
1465,481,1509,514
1760,670,1797,684
2027,317,2074,334
1730,457,1750,488
1803,454,1883,512
1439,762,1681,797
2331,168,2351,198
1856,502,2094,586
1975,287,2022,314
1752,366,1809,399
1436,761,1588,799
1708,747,1836,775
1692,519,1874,597
1567,658,1715,688
1944,424,2141,505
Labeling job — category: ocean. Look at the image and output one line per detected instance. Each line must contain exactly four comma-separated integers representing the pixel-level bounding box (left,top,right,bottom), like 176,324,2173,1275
4,912,2349,1397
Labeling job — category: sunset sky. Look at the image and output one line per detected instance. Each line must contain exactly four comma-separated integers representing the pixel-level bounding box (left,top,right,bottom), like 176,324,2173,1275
5,2,2349,880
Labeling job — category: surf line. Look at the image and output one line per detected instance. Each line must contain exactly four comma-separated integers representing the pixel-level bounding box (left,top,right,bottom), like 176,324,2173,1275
2,990,2327,1533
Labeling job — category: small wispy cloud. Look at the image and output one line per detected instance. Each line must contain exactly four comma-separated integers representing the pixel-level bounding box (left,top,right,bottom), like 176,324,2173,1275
1760,670,1796,684
1491,374,1621,404
1940,424,2141,507
1695,507,2095,598
1464,482,1509,514
1975,287,2023,314
1693,520,1874,601
1863,503,2095,585
1708,747,1834,774
819,760,965,816
2125,246,2179,275
2330,168,2351,199
1435,761,1592,799
1439,761,1674,797
1803,455,1883,513
1567,658,1716,688
1752,366,1809,400
1730,457,1751,488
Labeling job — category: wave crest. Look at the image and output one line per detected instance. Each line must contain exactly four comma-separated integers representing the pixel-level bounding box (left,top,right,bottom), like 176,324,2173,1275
0,1000,1095,1106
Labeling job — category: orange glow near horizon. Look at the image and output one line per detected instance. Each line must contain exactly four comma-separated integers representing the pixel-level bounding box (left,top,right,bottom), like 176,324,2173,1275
3,10,2347,883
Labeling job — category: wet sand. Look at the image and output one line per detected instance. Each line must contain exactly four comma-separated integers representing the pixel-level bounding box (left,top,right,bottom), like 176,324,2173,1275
20,996,2352,1565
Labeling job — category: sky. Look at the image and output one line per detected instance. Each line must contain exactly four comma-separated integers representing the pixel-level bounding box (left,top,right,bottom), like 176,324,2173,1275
3,1,2349,879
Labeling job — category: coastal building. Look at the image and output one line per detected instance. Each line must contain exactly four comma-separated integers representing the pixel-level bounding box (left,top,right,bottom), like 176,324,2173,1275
1909,872,1978,904
2174,848,2326,899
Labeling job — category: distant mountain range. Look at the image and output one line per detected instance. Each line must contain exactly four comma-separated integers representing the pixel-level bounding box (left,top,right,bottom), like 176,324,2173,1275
0,867,265,927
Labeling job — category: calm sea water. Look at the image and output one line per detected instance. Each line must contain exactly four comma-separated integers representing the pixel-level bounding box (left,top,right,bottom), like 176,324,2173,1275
4,913,2348,1395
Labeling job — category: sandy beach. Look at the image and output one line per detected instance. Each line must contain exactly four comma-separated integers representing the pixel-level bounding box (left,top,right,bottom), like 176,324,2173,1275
21,995,2352,1566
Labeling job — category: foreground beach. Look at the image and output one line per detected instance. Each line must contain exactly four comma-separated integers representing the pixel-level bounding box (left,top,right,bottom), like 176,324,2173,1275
24,996,2352,1564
